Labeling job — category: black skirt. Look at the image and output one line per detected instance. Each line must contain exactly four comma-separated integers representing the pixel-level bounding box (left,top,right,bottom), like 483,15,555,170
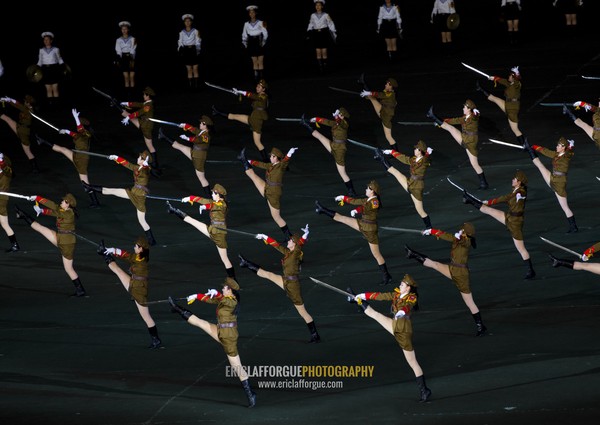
309,28,332,49
117,53,135,72
433,13,451,32
380,19,399,39
180,46,199,65
246,35,265,57
41,64,62,84
502,3,521,20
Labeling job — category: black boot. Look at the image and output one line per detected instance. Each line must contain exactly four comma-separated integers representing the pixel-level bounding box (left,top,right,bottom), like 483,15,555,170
96,239,107,256
36,135,54,148
426,106,444,126
280,225,293,240
81,181,103,194
462,190,483,209
15,205,35,225
166,201,187,220
516,135,526,146
241,379,257,408
422,215,432,230
300,114,314,134
472,312,487,337
566,216,578,233
145,229,157,246
71,278,87,297
150,152,162,177
30,158,40,173
212,105,228,118
307,321,321,343
416,375,432,402
524,258,536,280
374,148,392,170
315,200,336,218
475,80,490,98
379,263,392,285
405,245,428,264
522,138,538,160
344,180,357,197
477,172,489,190
158,128,174,145
5,234,20,253
168,296,193,320
549,254,574,269
237,148,252,171
239,254,260,273
226,267,237,280
357,72,370,91
88,191,100,208
259,149,269,163
147,325,162,349
562,104,577,122
202,185,211,198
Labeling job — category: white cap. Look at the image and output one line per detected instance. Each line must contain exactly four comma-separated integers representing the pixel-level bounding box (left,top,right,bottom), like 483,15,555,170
118,21,131,28
182,14,194,21
314,0,325,4
41,32,54,39
246,5,258,11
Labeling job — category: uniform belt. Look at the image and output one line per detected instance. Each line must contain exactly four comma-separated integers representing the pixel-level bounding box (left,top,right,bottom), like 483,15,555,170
462,130,477,136
332,139,347,144
254,107,266,111
192,144,209,151
410,175,424,181
360,218,376,225
394,314,411,320
505,98,520,102
266,179,282,187
122,53,133,57
383,19,396,22
552,171,567,176
593,127,600,131
284,275,299,281
450,261,468,269
134,184,149,193
211,220,225,226
218,321,237,328
509,211,524,217
57,229,73,234
131,274,147,281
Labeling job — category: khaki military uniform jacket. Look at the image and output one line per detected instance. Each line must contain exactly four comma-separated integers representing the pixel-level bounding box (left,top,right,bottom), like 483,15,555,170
374,90,397,128
118,158,150,212
535,146,573,197
392,152,430,201
0,155,13,215
488,186,527,240
446,114,479,156
253,158,289,209
203,295,239,356
367,290,417,351
70,126,91,174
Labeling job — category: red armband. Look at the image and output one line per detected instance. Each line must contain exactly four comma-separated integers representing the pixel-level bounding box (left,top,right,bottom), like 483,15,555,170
430,228,444,237
364,292,379,300
390,150,400,158
202,203,213,210
249,160,259,166
583,246,596,258
531,145,541,151
182,123,193,131
487,198,498,205
115,157,128,165
35,196,46,203
265,236,278,246
187,195,202,204
354,206,364,214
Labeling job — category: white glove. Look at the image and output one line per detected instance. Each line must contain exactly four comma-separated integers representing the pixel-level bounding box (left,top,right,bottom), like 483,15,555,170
355,293,367,301
120,102,129,107
180,135,190,141
255,233,268,240
1,97,16,103
422,229,432,236
350,209,358,217
205,288,219,299
582,254,589,262
334,195,345,202
382,149,392,155
27,195,37,202
242,41,248,48
286,147,298,157
232,88,240,95
394,310,406,319
33,205,43,216
179,123,187,128
181,196,192,203
59,129,70,135
108,155,118,161
186,294,198,304
103,247,116,255
121,116,130,126
426,147,433,155
360,90,372,98
516,193,526,202
584,104,592,112
72,108,81,126
454,230,464,240
198,204,207,214
301,224,309,240
310,117,317,123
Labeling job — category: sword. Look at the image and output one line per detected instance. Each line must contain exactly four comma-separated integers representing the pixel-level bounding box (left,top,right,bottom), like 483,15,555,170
92,87,123,112
596,176,600,182
71,149,110,159
71,231,102,248
146,195,183,202
145,297,187,306
446,177,483,203
488,138,524,150
347,138,377,151
30,112,59,132
275,117,302,122
328,86,361,96
380,226,424,234
309,277,355,298
581,76,600,80
461,62,491,79
0,191,33,200
149,118,181,128
397,121,434,126
539,237,583,260
204,82,236,94
213,227,257,238
540,103,571,107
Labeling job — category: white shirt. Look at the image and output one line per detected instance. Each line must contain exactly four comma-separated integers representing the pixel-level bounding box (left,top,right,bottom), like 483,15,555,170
0,60,3,77
178,28,201,51
377,4,402,29
242,20,268,45
37,47,64,66
307,12,336,33
115,36,137,58
431,0,456,18
501,0,520,6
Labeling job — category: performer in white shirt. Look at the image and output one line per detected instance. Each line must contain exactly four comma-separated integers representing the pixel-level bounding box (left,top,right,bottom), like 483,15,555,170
115,21,136,93
242,5,268,82
430,0,456,45
306,0,337,73
377,0,402,62
501,0,521,45
178,14,202,89
37,32,64,101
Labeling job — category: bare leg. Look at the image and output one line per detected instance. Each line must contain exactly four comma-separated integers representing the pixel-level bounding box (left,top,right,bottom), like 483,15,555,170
488,95,506,112
466,151,484,175
460,292,480,315
410,195,428,218
513,239,531,261
61,257,78,280
135,303,156,328
245,169,266,195
256,269,284,289
573,119,594,140
136,210,150,231
388,167,408,190
383,126,397,146
0,215,15,236
422,258,452,279
228,355,249,381
183,216,210,237
480,205,506,225
555,194,574,218
531,158,551,185
252,131,264,151
267,202,287,228
403,350,424,377
30,223,58,246
294,304,314,324
0,114,18,133
364,305,394,334
187,315,220,343
228,114,250,125
172,142,192,160
573,262,600,275
217,247,233,269
334,164,350,182
102,188,129,199
333,214,360,231
368,242,385,265
21,144,35,160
